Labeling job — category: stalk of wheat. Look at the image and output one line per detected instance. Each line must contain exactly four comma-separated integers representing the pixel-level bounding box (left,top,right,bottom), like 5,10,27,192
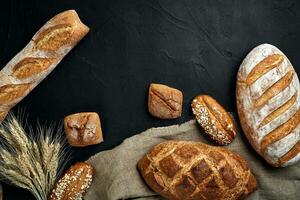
0,114,68,200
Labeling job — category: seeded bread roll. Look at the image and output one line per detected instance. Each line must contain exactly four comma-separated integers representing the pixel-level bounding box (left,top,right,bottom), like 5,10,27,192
138,141,257,200
192,95,237,145
48,162,93,200
0,10,89,122
148,83,183,119
236,44,300,167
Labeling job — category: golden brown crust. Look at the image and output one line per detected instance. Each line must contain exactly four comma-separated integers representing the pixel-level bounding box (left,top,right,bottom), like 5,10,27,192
137,141,257,200
12,57,56,79
148,83,183,119
0,10,89,122
64,112,103,147
260,108,300,153
48,162,93,200
279,140,300,165
254,69,294,108
191,95,237,145
0,83,32,105
246,54,284,85
258,92,297,128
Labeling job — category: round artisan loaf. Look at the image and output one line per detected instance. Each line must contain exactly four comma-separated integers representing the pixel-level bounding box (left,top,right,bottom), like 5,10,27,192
236,43,300,167
138,141,257,200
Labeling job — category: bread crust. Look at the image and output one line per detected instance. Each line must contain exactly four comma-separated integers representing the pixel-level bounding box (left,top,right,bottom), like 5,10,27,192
138,141,256,200
64,112,103,147
48,162,93,200
148,83,183,119
0,10,89,121
236,44,300,167
192,95,237,145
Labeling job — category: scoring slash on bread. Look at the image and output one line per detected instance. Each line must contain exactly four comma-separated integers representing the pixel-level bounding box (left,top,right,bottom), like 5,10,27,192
138,141,257,200
48,162,93,200
0,10,89,122
192,95,237,145
64,112,103,147
236,44,300,167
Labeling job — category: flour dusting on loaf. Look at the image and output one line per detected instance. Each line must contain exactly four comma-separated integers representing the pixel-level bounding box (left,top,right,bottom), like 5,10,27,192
0,10,89,122
236,43,300,167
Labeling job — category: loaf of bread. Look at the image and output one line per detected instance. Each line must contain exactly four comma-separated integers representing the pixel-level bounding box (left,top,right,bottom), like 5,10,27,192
0,10,89,122
148,83,183,119
236,44,300,167
192,95,237,145
138,141,257,200
48,162,93,200
64,112,103,147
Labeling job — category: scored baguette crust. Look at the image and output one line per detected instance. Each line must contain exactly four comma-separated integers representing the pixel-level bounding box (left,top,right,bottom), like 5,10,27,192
0,10,89,122
236,43,300,167
48,162,93,200
191,95,237,145
138,141,257,200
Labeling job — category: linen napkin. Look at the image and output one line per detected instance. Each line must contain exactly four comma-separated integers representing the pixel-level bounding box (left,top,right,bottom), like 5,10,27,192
85,116,300,200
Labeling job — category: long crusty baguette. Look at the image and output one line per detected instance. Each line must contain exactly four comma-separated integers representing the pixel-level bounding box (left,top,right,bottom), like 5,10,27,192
138,141,257,200
0,10,89,121
236,44,300,167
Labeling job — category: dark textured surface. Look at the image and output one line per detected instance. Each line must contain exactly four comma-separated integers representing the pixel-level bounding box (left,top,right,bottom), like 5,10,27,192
0,0,299,199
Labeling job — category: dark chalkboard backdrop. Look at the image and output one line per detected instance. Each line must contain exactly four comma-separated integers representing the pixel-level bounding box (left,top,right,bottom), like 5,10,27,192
0,0,300,199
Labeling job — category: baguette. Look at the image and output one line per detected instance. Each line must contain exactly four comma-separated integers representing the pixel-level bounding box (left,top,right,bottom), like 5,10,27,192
138,141,257,200
236,43,300,167
0,10,89,121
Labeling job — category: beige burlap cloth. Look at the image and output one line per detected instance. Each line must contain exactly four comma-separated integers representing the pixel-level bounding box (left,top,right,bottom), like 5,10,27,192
85,117,300,200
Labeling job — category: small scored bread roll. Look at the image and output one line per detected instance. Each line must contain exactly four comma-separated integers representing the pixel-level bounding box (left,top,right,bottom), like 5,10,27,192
148,83,183,119
48,162,93,200
192,95,237,145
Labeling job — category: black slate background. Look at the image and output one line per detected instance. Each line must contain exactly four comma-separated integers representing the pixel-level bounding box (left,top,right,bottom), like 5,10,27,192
0,0,300,199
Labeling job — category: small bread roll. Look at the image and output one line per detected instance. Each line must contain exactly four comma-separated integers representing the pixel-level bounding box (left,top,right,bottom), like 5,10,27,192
48,162,93,200
192,95,237,145
64,112,103,147
148,83,183,119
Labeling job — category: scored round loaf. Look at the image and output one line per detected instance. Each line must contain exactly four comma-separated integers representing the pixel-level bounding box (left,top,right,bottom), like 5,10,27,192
48,162,93,200
138,141,257,200
192,95,237,145
236,44,300,167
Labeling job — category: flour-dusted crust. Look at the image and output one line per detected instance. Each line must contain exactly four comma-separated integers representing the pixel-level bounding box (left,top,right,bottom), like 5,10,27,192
0,10,89,121
138,141,256,200
64,112,103,147
236,43,300,167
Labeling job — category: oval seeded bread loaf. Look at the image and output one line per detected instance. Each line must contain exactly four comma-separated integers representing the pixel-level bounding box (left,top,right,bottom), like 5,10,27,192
236,44,300,167
138,141,257,200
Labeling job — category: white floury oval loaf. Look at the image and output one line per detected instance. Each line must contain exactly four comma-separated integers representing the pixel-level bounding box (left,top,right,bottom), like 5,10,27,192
0,10,89,122
236,44,300,167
